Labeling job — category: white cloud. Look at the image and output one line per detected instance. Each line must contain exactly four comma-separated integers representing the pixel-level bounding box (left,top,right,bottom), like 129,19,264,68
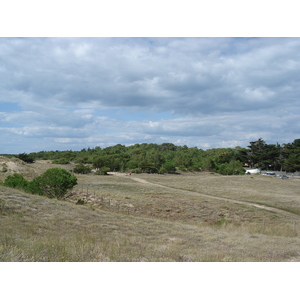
1,37,300,153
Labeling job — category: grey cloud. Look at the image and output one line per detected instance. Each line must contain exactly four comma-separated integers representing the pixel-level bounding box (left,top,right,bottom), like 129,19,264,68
2,37,300,116
1,37,300,153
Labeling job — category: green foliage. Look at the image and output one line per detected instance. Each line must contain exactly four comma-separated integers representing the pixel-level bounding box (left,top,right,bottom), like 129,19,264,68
52,158,70,164
125,160,139,170
281,139,300,172
217,160,245,175
187,162,202,172
159,162,176,174
4,173,29,189
245,138,281,170
159,143,177,151
94,167,110,175
283,153,300,172
139,162,159,173
16,153,34,163
73,164,92,174
178,165,187,172
201,158,217,172
12,138,300,174
130,168,143,174
25,168,77,199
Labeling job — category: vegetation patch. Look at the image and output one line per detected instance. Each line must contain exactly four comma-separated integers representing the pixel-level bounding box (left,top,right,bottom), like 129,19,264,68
73,164,92,174
4,168,77,200
1,148,300,262
25,168,77,199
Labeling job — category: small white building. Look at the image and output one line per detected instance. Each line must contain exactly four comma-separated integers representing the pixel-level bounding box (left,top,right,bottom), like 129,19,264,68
245,168,261,174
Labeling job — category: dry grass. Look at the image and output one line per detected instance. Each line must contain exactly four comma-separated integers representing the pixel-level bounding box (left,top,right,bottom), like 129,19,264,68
1,161,300,262
136,172,300,216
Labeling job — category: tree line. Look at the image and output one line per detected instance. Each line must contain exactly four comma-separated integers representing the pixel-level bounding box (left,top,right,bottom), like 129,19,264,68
13,138,300,174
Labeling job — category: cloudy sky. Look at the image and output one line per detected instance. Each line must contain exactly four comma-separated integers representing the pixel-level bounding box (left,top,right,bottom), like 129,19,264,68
1,37,300,153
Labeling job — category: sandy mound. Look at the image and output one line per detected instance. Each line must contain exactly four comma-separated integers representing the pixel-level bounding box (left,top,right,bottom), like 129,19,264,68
0,156,38,180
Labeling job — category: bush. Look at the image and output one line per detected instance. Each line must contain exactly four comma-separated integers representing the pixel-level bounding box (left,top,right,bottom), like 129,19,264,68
187,163,202,172
159,162,177,174
4,173,28,189
126,160,139,170
129,168,143,174
52,158,70,164
94,167,110,175
73,164,92,174
25,168,77,199
178,165,187,172
217,160,245,175
16,153,34,163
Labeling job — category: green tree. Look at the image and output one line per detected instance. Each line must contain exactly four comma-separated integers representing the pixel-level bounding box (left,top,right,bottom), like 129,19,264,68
26,168,77,199
73,164,92,174
217,160,245,175
201,158,217,172
283,153,300,172
282,139,300,172
140,162,159,173
159,143,177,151
247,138,266,168
261,143,281,170
94,167,110,175
126,160,139,170
159,161,176,174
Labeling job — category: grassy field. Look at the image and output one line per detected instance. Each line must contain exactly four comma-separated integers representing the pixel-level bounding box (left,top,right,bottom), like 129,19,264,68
1,161,300,261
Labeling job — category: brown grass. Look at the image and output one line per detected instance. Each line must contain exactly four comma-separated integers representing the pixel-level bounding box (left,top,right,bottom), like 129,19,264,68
1,161,300,262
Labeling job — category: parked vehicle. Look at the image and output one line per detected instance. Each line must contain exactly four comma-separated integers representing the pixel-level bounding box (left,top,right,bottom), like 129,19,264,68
262,172,276,176
278,175,289,179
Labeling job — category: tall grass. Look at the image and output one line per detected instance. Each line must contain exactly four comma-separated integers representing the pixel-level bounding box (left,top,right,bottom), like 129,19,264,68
1,163,300,261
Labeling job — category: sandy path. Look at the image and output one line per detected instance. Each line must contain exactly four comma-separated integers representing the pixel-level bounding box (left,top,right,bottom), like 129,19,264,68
126,175,300,219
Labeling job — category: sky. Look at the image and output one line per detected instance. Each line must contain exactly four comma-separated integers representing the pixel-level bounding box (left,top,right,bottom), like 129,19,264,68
1,36,300,153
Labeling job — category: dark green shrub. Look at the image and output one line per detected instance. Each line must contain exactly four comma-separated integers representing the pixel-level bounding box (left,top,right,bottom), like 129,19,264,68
130,168,143,174
159,162,176,174
4,173,28,189
217,160,245,175
52,158,70,164
178,165,187,172
73,164,92,174
26,168,77,199
94,167,110,175
126,160,139,170
187,164,202,172
16,153,34,163
140,163,159,173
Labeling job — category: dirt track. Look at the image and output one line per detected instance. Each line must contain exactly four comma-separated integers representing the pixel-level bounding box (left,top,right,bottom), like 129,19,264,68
109,173,300,220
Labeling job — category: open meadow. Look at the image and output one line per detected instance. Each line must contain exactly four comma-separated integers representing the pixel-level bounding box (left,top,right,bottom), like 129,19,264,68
1,160,300,261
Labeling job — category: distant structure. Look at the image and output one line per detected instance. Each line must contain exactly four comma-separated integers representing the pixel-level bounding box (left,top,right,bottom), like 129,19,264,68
245,168,261,174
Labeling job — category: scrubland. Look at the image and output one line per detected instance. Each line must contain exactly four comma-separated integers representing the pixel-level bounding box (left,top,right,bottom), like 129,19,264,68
1,161,300,261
